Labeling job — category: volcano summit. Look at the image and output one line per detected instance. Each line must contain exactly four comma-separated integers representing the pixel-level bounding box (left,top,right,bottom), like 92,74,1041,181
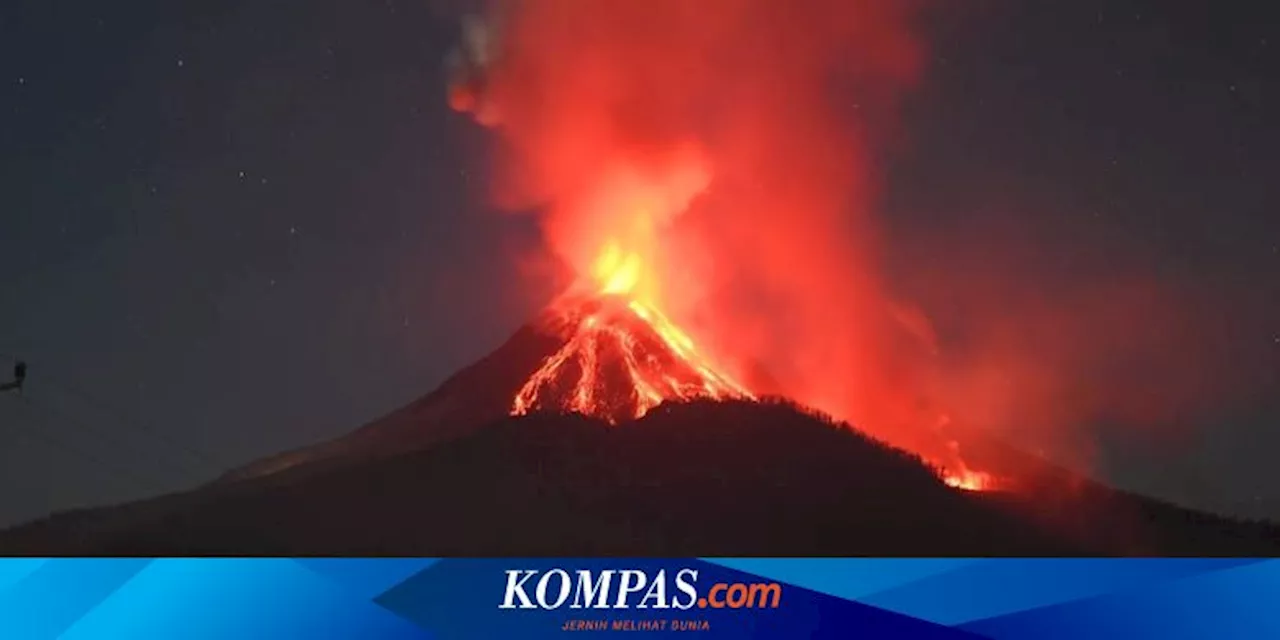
512,293,753,425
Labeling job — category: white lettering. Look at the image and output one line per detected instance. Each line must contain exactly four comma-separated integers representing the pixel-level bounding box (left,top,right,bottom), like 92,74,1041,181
638,569,669,609
672,569,699,610
500,570,538,609
614,570,648,608
535,569,572,609
571,570,614,609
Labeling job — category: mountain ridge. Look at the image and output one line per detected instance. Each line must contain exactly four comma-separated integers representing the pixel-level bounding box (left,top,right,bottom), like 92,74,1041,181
4,295,1277,556
3,397,1278,556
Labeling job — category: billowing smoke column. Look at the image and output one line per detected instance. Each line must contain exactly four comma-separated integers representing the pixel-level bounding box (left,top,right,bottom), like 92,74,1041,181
447,0,980,476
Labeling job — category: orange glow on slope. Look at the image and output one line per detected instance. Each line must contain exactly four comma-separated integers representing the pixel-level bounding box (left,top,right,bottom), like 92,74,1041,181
510,235,997,493
943,468,995,492
512,241,753,424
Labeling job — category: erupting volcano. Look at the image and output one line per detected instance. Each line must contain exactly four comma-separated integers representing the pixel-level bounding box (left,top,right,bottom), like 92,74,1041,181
503,239,992,492
438,0,1009,494
511,293,754,424
8,0,1278,560
512,245,753,425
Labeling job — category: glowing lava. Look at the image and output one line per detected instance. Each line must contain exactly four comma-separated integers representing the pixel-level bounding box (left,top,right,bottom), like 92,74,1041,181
942,468,994,492
510,241,997,492
512,243,753,424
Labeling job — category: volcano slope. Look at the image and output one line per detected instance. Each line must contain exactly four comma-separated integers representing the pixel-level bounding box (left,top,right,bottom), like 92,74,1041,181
2,398,1278,556
5,295,1279,555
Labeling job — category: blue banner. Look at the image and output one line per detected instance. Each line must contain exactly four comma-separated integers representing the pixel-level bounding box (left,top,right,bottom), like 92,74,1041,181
1,558,1277,639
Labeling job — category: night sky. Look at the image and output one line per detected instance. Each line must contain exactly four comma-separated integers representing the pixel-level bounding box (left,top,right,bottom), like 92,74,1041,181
1,0,1276,527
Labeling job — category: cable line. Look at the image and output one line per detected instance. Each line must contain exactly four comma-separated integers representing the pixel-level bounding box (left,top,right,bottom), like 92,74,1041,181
0,351,227,474
1,395,165,494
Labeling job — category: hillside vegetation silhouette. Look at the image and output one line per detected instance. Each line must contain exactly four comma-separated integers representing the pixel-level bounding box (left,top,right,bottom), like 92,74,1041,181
3,398,1277,556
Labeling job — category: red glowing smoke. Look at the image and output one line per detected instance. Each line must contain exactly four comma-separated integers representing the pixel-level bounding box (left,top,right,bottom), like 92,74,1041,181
439,0,1273,498
446,0,963,460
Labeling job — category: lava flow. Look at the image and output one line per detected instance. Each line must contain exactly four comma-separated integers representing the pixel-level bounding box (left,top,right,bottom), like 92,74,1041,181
510,240,994,492
512,243,753,424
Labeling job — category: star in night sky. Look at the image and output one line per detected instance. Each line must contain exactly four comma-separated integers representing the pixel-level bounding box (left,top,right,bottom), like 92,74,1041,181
0,0,1276,527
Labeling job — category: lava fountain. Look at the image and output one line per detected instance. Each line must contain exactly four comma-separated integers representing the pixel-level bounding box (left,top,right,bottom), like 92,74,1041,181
513,241,754,424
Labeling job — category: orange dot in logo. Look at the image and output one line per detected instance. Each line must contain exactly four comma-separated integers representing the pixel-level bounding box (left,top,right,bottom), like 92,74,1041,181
697,598,707,608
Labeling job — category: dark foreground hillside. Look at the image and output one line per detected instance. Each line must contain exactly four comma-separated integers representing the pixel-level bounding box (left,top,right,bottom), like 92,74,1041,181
2,399,1277,556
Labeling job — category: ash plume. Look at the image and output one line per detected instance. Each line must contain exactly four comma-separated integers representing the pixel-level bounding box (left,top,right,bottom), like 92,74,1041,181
441,0,970,464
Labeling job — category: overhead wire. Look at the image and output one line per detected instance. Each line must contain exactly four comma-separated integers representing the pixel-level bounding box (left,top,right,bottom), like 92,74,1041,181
0,351,226,470
1,394,165,494
40,374,225,472
20,390,213,484
0,351,226,487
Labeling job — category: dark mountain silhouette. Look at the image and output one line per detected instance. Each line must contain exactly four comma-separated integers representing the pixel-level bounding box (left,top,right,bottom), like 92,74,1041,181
2,303,1277,556
220,292,752,482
